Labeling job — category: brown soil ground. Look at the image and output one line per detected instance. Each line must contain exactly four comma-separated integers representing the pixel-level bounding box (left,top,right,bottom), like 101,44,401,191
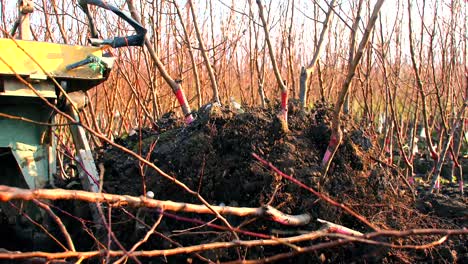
96,101,466,263
0,101,465,263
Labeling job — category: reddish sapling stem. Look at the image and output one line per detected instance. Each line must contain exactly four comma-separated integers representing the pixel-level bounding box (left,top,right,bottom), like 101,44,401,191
321,134,338,166
280,91,288,121
322,149,332,167
280,91,288,110
185,114,195,124
159,209,271,239
389,139,394,164
408,174,414,185
174,88,194,124
385,136,393,164
385,137,390,153
434,177,440,190
430,157,441,191
451,151,460,167
459,179,464,195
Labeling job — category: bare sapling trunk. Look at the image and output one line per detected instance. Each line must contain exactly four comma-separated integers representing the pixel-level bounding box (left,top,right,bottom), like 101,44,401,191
430,100,467,193
256,0,289,131
249,0,268,108
343,0,364,115
377,14,415,185
299,0,336,110
407,90,420,180
434,1,465,194
51,0,69,44
286,0,296,99
385,120,394,164
172,0,202,109
188,0,221,105
321,0,385,178
248,0,255,106
407,0,438,165
256,45,268,108
450,122,464,193
126,0,194,124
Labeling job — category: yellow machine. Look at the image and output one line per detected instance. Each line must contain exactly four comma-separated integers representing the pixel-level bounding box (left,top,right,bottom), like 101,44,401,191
0,0,145,247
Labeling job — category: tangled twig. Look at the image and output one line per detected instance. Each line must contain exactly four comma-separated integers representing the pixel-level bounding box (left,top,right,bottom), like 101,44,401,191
252,152,379,231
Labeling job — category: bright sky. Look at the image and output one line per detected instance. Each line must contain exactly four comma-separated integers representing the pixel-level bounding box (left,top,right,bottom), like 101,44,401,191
0,0,466,66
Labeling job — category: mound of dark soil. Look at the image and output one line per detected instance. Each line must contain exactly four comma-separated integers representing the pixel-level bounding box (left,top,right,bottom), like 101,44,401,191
99,102,467,263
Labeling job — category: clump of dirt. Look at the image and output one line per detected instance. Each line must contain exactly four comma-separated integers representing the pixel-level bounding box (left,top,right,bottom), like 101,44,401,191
99,101,467,263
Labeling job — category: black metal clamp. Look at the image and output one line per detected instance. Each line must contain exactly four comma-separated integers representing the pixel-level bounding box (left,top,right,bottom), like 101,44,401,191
66,55,107,72
78,0,146,48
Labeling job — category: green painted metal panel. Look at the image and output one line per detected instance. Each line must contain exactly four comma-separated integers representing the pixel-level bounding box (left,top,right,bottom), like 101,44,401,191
10,143,48,189
0,102,54,189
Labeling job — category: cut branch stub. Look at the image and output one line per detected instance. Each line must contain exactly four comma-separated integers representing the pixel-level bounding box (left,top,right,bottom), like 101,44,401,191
262,205,311,226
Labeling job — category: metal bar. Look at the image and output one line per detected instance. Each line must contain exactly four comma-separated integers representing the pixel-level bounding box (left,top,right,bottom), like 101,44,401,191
79,0,146,48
